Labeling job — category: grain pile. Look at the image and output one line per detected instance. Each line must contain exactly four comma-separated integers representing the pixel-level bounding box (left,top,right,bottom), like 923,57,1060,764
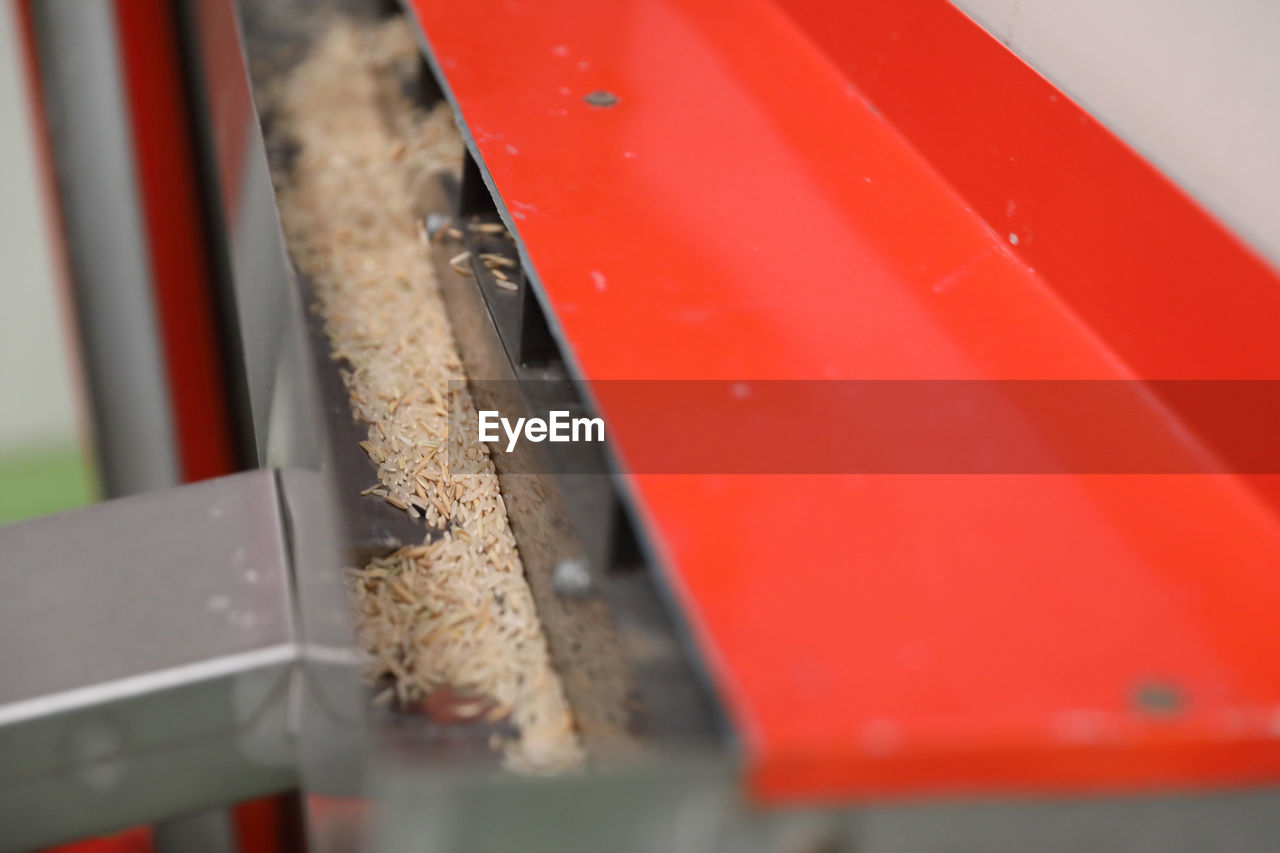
274,18,583,771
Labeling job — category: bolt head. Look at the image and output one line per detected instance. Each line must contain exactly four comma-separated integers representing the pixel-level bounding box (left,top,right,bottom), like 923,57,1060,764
584,90,619,108
1133,679,1185,715
552,557,592,597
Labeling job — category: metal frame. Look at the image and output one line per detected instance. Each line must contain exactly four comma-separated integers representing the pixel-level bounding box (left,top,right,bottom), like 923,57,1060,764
10,0,1280,848
428,160,726,748
0,472,297,850
0,464,367,852
26,0,181,497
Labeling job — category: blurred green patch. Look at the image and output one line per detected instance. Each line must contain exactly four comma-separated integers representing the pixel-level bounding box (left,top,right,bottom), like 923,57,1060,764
0,443,96,525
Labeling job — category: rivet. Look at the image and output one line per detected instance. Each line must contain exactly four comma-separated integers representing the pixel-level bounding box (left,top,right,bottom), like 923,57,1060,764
584,90,619,108
552,557,592,597
1133,679,1185,715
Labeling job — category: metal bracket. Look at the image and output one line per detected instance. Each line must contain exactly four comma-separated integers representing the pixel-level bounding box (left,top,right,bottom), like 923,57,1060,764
0,469,360,851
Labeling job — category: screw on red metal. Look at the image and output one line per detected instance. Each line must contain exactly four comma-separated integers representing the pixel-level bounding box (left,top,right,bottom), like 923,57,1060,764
583,90,619,107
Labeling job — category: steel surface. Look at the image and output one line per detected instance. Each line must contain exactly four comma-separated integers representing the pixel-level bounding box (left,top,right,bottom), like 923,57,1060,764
406,0,1280,800
182,0,313,470
0,471,298,850
372,758,1280,853
115,0,241,483
27,0,180,496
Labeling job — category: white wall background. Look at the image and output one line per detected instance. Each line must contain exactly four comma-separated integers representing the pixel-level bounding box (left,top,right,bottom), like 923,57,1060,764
951,0,1280,269
0,1,82,452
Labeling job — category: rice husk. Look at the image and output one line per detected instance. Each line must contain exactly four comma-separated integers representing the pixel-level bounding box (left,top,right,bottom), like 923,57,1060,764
273,17,582,772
